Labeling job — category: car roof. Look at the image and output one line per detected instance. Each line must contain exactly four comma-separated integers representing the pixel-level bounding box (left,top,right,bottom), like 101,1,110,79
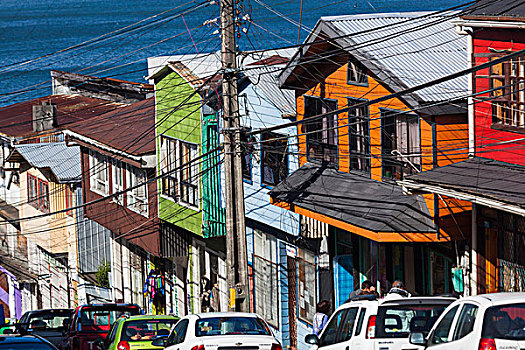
0,334,53,343
124,315,179,321
192,312,261,318
379,296,457,306
459,292,525,306
23,309,72,316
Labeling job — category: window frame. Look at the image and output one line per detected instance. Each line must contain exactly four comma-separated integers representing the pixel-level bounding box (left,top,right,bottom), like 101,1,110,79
347,97,371,174
112,159,124,205
27,174,50,213
160,135,178,201
179,140,199,209
89,150,109,196
380,108,421,181
347,56,368,86
260,131,288,187
488,54,525,132
303,95,339,166
126,164,148,217
241,132,255,183
159,135,200,210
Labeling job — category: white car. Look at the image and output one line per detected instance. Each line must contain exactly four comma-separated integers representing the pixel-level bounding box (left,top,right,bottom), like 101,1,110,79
305,295,455,350
158,312,282,350
408,292,525,350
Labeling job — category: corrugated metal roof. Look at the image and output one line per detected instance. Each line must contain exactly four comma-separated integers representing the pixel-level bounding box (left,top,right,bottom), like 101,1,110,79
66,97,155,156
462,0,525,20
0,95,122,138
13,142,81,183
322,11,467,103
247,65,296,116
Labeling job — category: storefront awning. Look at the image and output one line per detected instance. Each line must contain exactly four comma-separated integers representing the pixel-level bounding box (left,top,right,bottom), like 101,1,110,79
399,157,525,217
270,163,441,242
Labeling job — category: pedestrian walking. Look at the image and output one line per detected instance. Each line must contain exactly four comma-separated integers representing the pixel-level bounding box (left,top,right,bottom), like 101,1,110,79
313,300,331,336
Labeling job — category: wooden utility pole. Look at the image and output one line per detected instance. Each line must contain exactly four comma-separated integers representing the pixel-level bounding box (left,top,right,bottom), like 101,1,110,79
220,0,250,312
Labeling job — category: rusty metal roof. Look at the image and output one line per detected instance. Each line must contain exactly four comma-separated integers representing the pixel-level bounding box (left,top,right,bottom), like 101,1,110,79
66,97,155,156
0,95,122,139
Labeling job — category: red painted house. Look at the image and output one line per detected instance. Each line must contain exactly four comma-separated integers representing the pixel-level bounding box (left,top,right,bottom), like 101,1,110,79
402,0,525,295
65,97,175,313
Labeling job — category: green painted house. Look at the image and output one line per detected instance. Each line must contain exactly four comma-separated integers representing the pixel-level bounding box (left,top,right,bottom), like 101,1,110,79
148,56,224,238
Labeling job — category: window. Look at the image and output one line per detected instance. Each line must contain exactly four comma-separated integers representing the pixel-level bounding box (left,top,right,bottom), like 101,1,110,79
481,303,525,341
376,303,448,339
127,165,148,216
381,109,421,180
304,96,338,165
160,136,178,199
430,305,459,345
298,249,316,324
348,98,370,172
195,317,270,337
28,174,38,203
253,231,277,327
112,160,124,204
452,304,478,341
347,56,368,85
489,55,525,129
160,136,199,208
121,319,177,341
241,132,255,181
65,185,74,217
168,319,189,345
354,308,367,336
27,174,49,213
179,141,199,207
261,131,288,186
89,150,109,195
319,309,347,347
339,307,359,342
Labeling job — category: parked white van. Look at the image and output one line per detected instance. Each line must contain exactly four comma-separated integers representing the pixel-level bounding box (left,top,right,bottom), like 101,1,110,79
306,295,455,350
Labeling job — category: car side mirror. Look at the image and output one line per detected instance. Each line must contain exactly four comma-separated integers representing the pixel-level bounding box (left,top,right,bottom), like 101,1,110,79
94,338,105,350
151,337,168,347
409,332,426,346
305,334,319,345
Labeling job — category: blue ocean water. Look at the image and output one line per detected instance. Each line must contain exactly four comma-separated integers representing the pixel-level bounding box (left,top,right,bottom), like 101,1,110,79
0,0,462,105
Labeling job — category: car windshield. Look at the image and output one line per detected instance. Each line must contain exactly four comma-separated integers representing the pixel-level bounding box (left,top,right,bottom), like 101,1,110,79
195,317,271,337
25,311,71,331
482,303,525,340
375,304,448,338
121,319,177,342
79,307,140,332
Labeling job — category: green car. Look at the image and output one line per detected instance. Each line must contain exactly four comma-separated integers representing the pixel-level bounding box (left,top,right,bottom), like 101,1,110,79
102,315,180,350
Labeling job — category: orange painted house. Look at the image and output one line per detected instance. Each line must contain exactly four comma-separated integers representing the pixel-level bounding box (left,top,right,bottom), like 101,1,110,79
272,12,471,303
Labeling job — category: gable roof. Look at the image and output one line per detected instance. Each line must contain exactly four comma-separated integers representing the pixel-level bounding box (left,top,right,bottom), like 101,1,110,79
461,0,525,21
0,95,122,139
65,97,155,157
8,142,81,183
280,12,468,113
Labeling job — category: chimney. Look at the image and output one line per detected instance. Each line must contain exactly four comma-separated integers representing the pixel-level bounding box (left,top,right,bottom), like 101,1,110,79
32,101,57,132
